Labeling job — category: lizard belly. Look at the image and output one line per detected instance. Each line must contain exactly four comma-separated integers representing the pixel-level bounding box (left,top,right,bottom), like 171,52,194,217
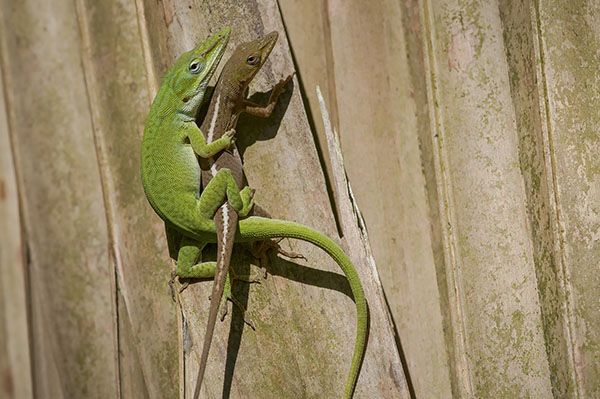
142,142,201,225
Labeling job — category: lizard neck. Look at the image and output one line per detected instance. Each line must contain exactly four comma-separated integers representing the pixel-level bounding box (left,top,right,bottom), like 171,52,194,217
200,74,246,142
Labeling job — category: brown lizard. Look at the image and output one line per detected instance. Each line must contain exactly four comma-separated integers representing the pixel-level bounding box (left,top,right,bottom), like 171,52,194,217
193,31,295,398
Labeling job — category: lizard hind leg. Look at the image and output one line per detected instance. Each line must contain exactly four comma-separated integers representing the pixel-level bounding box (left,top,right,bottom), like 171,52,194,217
198,168,254,219
217,271,257,329
245,204,306,277
175,238,213,279
172,238,213,295
175,238,258,327
249,239,306,278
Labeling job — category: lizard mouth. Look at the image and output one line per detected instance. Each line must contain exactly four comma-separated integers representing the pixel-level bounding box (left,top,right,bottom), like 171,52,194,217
256,31,279,66
199,27,231,89
201,27,231,58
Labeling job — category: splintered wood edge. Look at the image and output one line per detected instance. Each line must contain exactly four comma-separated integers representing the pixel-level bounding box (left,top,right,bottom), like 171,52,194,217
316,85,383,284
316,86,407,378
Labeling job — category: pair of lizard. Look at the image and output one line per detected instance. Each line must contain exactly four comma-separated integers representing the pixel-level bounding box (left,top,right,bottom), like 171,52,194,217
141,27,367,399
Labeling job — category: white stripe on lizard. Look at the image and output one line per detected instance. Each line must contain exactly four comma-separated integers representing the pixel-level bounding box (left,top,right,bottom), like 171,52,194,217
206,93,221,144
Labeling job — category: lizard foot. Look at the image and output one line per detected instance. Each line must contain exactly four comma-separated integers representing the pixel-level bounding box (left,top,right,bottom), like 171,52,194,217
179,281,190,293
169,271,193,300
169,271,178,302
230,269,262,285
224,128,236,147
219,294,256,330
216,274,258,330
271,73,295,98
168,272,193,299
205,271,259,329
207,271,260,303
250,239,306,278
238,186,256,217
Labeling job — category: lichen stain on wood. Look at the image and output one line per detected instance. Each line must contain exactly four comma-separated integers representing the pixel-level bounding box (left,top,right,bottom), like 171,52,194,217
447,28,476,72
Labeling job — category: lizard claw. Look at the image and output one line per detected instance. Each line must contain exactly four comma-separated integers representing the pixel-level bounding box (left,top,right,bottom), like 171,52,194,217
243,315,256,330
222,128,236,148
280,73,294,86
168,271,194,297
272,74,294,97
224,128,236,140
284,72,295,84
169,271,178,302
179,281,189,293
219,301,229,321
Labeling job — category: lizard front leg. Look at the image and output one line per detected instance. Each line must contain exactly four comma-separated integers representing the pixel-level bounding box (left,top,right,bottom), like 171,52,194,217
186,123,236,158
243,74,294,118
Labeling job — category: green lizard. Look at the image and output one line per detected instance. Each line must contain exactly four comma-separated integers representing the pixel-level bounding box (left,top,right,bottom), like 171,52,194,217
141,28,367,399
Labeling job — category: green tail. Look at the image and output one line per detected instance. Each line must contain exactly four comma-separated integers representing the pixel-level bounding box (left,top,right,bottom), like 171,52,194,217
237,216,367,398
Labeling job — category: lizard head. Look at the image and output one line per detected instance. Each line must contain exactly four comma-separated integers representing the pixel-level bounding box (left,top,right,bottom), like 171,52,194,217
166,27,231,117
222,31,279,90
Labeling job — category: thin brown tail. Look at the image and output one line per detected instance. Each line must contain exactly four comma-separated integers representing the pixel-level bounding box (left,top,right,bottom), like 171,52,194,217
194,203,238,398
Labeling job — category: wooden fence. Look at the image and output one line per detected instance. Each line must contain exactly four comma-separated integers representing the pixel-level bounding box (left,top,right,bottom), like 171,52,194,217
1,0,598,398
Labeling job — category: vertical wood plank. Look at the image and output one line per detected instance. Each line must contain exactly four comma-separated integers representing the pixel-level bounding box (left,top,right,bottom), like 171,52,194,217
323,1,454,397
75,0,181,397
278,0,339,199
135,1,408,397
531,0,600,395
420,0,553,396
0,1,117,397
500,0,578,396
0,51,33,399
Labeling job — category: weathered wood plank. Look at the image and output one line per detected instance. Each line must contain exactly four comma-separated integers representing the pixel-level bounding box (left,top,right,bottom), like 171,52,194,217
322,1,454,397
419,0,554,396
528,0,600,395
499,1,577,396
318,86,411,398
278,0,339,199
0,1,117,397
75,0,181,396
135,0,408,397
0,49,33,399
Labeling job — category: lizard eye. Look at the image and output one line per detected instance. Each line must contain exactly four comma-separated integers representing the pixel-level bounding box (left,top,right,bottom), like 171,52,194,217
189,60,203,74
246,55,260,66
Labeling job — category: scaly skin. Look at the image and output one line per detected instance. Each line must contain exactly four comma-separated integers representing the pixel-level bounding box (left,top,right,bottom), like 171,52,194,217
191,31,288,397
141,27,236,223
141,28,367,399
